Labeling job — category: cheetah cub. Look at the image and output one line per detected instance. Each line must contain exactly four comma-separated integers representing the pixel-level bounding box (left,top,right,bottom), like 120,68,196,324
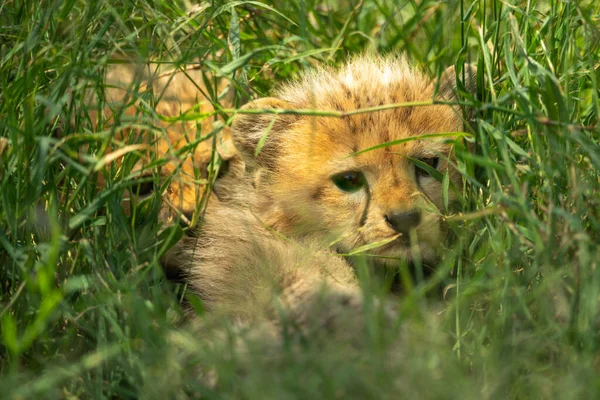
170,56,475,331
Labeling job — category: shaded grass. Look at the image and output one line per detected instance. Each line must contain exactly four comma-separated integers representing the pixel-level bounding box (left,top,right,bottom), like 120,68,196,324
1,0,599,398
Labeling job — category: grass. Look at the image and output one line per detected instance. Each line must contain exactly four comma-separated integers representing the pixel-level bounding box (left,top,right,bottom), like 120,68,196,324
1,0,599,398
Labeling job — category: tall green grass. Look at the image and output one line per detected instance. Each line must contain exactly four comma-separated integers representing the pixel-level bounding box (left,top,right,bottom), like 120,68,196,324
1,0,599,398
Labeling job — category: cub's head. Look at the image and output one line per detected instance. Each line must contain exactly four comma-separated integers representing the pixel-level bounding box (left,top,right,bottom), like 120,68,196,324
231,56,475,265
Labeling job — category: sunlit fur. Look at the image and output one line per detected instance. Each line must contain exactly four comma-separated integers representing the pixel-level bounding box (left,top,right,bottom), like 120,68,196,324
84,64,240,223
168,56,475,330
232,55,472,266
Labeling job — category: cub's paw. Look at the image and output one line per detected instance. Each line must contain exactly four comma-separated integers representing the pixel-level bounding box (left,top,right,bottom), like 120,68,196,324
279,286,398,345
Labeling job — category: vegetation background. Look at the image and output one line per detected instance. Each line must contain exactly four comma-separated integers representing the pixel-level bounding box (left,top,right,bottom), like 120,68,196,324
1,0,599,398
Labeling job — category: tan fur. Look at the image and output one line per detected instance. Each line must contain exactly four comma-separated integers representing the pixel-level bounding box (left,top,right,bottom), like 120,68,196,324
171,56,475,331
232,56,472,265
0,137,7,156
172,201,364,327
84,62,241,223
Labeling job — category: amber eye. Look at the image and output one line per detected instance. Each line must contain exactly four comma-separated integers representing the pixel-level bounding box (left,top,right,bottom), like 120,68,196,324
331,170,367,193
414,157,440,178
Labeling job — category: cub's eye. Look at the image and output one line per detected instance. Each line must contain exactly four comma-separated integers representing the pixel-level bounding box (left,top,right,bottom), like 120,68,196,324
414,157,439,178
331,170,367,193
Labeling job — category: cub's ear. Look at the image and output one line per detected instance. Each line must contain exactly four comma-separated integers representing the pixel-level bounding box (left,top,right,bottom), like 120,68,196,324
438,64,478,100
231,97,296,169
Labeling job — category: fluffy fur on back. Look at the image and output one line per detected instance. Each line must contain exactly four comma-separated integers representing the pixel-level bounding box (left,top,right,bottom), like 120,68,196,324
168,194,370,334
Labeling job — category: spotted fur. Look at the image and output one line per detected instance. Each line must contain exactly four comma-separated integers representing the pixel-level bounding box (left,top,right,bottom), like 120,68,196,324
172,55,476,331
231,55,475,265
85,63,241,223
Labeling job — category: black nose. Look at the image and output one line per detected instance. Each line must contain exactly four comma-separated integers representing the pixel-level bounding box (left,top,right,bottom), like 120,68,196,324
385,209,422,234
